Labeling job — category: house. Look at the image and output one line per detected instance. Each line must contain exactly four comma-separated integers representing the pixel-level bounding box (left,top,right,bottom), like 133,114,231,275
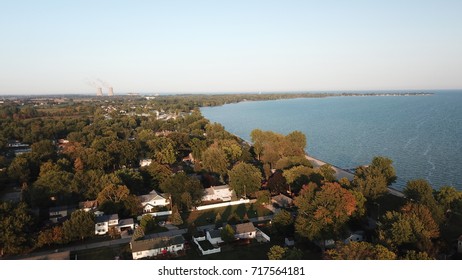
130,235,185,260
458,235,462,253
206,229,223,245
285,237,295,247
78,200,98,212
49,206,75,224
139,159,152,167
234,222,256,239
344,231,364,244
272,194,293,208
139,190,170,213
202,185,234,202
95,214,119,235
118,218,135,232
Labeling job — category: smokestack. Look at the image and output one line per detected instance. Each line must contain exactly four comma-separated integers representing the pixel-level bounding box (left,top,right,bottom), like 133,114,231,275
108,87,114,96
96,87,103,96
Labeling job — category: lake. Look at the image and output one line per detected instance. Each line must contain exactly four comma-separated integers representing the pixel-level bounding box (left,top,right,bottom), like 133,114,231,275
201,90,462,190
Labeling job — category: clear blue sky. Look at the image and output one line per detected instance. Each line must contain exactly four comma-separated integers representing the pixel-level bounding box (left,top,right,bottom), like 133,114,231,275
0,0,461,94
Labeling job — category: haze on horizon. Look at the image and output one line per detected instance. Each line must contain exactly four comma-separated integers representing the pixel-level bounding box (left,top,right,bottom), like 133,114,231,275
0,0,461,95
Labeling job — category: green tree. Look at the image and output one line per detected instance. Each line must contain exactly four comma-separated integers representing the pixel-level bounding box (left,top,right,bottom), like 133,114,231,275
228,162,262,198
0,202,33,255
140,215,156,234
31,140,56,161
401,250,433,260
437,186,461,212
403,179,443,223
353,156,396,201
7,155,31,184
272,209,294,236
169,205,183,226
62,210,95,241
267,245,287,260
319,164,336,182
159,172,204,210
201,145,229,177
221,224,235,243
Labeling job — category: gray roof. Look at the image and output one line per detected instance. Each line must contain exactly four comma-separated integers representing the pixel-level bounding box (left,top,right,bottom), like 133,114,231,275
235,222,256,234
131,235,185,253
95,213,119,223
118,218,134,227
208,229,222,239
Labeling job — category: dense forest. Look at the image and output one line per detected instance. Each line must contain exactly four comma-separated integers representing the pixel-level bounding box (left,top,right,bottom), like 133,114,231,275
0,93,460,260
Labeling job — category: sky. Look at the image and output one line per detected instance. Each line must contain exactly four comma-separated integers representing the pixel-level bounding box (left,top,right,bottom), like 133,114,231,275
0,0,461,95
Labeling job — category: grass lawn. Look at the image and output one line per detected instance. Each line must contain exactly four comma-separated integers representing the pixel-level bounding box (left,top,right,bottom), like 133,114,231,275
183,203,273,227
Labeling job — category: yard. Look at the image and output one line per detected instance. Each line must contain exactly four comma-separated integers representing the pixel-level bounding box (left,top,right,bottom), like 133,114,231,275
183,203,273,227
70,244,132,260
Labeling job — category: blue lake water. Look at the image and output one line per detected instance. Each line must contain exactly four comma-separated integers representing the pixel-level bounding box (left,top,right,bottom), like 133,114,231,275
201,90,462,190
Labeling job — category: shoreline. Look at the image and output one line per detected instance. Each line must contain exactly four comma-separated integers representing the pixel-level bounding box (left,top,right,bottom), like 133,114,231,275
305,154,405,198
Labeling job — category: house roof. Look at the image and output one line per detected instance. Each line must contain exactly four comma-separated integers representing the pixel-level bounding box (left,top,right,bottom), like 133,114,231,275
272,194,293,205
131,235,185,253
78,200,98,209
235,222,256,234
207,229,222,239
118,218,134,227
139,190,166,203
95,214,119,223
212,185,230,191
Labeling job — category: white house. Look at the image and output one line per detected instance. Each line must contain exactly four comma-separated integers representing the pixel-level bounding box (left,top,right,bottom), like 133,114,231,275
130,235,185,260
139,159,152,167
202,185,234,202
139,190,169,213
234,222,256,239
206,229,224,245
344,231,364,244
95,214,119,235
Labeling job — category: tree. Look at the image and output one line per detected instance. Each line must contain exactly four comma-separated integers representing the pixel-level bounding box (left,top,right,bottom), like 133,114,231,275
201,145,229,177
169,205,183,226
403,179,443,223
267,171,288,194
294,182,357,242
353,156,396,201
62,210,95,241
221,224,235,243
283,165,312,186
228,162,262,198
7,155,31,184
379,203,439,252
140,215,156,234
97,184,130,205
272,209,294,236
319,164,336,182
401,250,433,260
31,140,56,161
255,190,271,205
437,186,461,212
324,242,396,260
159,172,204,210
267,245,287,260
0,202,33,255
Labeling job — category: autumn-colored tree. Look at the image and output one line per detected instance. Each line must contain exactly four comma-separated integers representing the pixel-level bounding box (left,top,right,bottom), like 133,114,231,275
294,182,357,242
267,171,288,194
97,183,130,205
324,242,396,260
169,205,183,226
319,164,336,182
267,245,287,260
403,179,443,223
0,202,33,255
